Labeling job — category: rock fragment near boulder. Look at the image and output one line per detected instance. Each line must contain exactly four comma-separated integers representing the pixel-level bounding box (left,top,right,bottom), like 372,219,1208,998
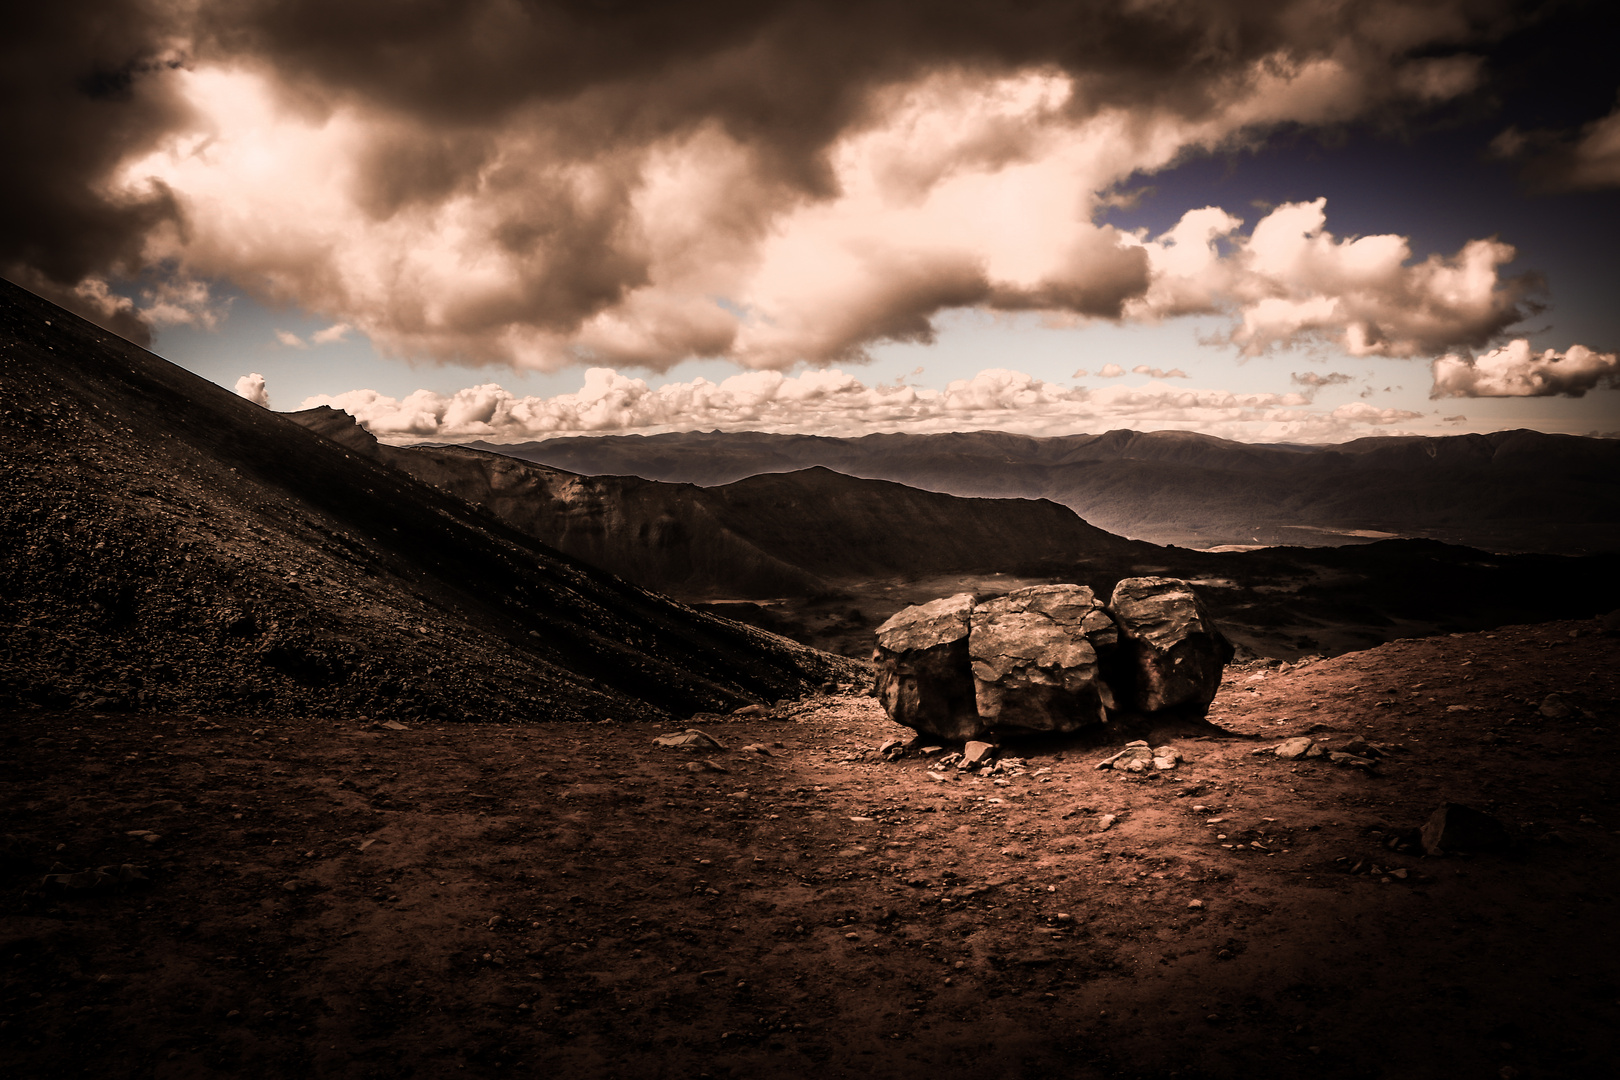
873,578,1232,739
969,585,1117,733
872,594,979,739
653,729,725,750
1107,577,1234,713
1421,803,1510,855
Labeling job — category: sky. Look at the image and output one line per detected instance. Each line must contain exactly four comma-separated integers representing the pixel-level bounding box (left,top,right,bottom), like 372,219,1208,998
5,0,1619,444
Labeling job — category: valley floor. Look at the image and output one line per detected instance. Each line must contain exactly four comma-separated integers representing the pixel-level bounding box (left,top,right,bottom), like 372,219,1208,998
2,619,1617,1079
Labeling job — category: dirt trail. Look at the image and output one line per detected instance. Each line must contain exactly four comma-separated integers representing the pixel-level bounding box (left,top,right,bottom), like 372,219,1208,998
3,618,1617,1079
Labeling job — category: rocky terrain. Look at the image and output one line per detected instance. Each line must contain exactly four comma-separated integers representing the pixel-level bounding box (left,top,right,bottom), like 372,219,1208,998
0,279,854,724
478,427,1620,554
3,617,1616,1078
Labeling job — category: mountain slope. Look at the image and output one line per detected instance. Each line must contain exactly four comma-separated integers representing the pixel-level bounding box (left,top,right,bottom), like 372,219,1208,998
0,278,851,722
289,414,1139,600
473,428,1620,553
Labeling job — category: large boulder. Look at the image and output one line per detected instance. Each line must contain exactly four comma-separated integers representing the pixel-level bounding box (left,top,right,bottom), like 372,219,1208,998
1107,577,1234,712
873,578,1231,739
968,585,1117,733
872,593,980,739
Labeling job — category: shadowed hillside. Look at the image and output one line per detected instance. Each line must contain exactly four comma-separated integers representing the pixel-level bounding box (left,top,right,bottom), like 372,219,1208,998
289,411,1140,600
0,278,853,722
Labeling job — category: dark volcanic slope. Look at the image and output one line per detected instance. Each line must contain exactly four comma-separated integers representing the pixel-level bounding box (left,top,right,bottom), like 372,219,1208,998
0,279,852,722
476,428,1620,554
291,413,1137,600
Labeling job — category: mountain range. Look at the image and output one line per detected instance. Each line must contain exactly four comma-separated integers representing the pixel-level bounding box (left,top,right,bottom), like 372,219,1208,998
292,406,1137,600
470,427,1620,554
289,408,1620,664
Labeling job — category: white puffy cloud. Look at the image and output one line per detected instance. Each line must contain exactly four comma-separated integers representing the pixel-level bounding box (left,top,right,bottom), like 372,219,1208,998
1097,363,1126,378
1130,199,1538,358
1133,365,1188,379
275,330,307,349
234,372,270,407
1431,340,1620,398
302,365,1423,445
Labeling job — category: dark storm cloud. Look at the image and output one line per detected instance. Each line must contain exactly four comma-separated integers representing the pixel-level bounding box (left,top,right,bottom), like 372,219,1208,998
0,2,200,340
1,0,1536,366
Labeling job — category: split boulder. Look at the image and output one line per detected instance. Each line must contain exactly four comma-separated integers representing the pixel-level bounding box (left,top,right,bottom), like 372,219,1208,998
873,578,1232,739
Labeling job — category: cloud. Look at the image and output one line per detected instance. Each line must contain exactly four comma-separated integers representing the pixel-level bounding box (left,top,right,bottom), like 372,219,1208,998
1133,365,1188,379
1097,363,1126,378
312,322,352,345
302,365,1424,445
1130,199,1540,358
1,1,1529,371
1430,340,1620,398
137,276,225,329
277,322,351,348
234,372,269,407
1492,103,1620,191
1291,371,1354,388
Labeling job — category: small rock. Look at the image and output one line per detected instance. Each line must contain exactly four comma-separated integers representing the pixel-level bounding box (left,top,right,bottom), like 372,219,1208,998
1151,747,1181,770
1421,803,1510,856
684,760,728,773
1096,814,1118,832
961,741,996,768
732,704,768,718
379,720,409,731
1187,899,1204,910
739,744,773,756
1538,694,1575,721
1340,735,1379,757
654,729,725,750
1095,740,1154,772
1274,737,1314,761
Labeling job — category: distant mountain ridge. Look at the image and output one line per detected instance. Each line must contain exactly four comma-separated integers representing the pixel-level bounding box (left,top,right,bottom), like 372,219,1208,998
461,428,1620,554
290,407,1141,600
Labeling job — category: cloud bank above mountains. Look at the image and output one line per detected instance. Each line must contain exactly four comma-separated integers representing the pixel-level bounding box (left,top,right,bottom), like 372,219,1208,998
301,365,1424,445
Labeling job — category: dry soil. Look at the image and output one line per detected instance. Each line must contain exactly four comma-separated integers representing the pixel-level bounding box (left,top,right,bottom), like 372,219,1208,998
3,618,1617,1079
